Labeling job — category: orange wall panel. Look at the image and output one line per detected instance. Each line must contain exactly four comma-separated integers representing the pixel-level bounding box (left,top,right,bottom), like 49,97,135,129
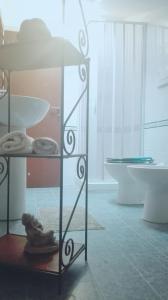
4,30,61,187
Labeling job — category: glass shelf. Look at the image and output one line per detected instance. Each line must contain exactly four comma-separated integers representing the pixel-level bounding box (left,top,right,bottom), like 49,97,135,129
0,153,86,159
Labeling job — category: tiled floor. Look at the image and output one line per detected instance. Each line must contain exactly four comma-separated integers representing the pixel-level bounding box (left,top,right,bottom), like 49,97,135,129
0,187,168,299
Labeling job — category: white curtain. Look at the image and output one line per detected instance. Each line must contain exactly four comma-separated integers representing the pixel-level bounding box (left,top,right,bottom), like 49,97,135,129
88,22,146,182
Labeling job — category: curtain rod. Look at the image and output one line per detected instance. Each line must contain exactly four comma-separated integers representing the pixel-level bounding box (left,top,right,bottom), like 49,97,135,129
87,20,168,30
87,20,147,26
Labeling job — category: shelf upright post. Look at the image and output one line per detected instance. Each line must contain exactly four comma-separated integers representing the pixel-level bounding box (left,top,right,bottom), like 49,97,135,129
6,70,11,234
85,59,90,262
77,0,89,263
58,0,66,294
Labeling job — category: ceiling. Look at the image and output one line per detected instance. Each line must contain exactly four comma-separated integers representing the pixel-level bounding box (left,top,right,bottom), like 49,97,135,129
1,0,168,32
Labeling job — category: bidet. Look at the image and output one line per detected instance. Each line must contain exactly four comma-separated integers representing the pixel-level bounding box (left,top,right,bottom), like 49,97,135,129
128,165,168,223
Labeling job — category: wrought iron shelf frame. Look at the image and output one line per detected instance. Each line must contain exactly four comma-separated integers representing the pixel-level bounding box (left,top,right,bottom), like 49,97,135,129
0,0,89,294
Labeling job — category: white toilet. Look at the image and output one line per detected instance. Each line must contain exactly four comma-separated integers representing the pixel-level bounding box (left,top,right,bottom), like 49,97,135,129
127,164,168,223
105,157,154,205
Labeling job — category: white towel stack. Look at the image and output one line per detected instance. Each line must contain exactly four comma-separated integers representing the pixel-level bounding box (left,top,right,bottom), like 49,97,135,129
0,131,59,155
0,131,34,154
32,137,59,155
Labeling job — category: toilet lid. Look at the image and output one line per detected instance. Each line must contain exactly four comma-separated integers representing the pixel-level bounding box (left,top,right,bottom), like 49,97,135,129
106,157,154,163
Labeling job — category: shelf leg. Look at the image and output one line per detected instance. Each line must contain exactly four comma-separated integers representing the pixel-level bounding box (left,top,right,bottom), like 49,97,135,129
58,274,62,295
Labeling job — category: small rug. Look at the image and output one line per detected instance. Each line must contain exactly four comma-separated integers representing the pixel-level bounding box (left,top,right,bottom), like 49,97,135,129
38,206,104,232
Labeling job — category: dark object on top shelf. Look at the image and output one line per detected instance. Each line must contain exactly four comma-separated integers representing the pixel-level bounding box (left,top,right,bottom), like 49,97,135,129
0,17,85,70
17,18,52,43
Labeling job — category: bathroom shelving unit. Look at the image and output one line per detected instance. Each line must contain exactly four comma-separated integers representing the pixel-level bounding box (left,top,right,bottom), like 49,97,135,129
0,0,89,293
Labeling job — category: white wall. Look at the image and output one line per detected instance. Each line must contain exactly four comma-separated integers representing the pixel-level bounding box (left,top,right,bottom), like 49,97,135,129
0,0,63,35
144,25,168,164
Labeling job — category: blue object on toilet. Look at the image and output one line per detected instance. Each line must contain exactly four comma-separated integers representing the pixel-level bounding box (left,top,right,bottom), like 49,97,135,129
106,157,154,164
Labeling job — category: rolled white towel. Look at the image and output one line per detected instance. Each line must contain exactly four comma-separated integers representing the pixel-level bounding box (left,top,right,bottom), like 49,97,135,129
0,131,34,154
32,137,59,154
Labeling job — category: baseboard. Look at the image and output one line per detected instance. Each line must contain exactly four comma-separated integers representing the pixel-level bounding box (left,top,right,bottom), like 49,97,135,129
88,181,118,192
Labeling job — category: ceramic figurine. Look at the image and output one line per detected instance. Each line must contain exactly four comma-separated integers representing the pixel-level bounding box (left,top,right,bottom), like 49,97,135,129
22,213,58,254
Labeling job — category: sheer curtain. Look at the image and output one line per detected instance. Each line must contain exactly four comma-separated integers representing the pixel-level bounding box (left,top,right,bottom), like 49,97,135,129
88,22,146,183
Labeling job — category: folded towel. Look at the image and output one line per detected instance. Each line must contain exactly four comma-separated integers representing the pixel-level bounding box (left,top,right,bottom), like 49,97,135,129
0,131,33,154
32,137,59,155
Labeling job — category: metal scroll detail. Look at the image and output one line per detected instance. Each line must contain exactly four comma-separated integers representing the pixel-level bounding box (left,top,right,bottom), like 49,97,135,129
63,64,88,155
0,157,8,186
77,155,86,179
63,0,88,156
61,156,86,267
79,63,87,82
63,129,76,155
0,70,8,99
78,0,89,58
78,0,89,82
62,238,75,267
61,0,89,268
